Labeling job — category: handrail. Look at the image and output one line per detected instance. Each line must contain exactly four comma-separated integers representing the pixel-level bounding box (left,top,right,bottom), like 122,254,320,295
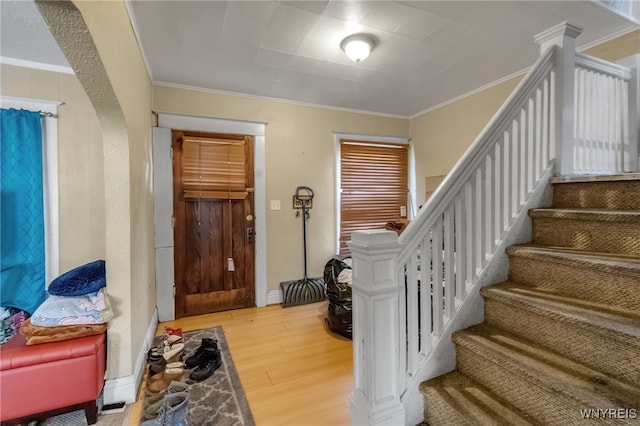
575,52,632,80
397,45,556,261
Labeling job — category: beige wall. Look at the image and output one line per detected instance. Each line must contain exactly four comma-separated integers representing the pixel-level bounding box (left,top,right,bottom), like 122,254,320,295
409,29,640,205
0,64,106,273
584,29,639,61
410,77,520,205
154,86,409,290
5,0,153,382
72,0,154,378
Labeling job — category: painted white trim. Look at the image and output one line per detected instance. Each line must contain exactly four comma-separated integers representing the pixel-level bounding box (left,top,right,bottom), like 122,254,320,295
410,67,529,119
334,138,342,255
576,52,632,80
102,375,136,406
123,0,154,81
254,135,268,308
157,112,266,136
0,56,74,75
152,127,176,321
42,110,59,284
333,131,410,145
267,289,282,305
0,97,63,109
155,112,268,308
153,81,408,119
103,308,158,404
1,96,60,284
333,132,414,254
408,142,417,218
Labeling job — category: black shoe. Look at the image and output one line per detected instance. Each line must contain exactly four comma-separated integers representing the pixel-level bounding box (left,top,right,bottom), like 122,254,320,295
184,338,218,369
189,348,222,382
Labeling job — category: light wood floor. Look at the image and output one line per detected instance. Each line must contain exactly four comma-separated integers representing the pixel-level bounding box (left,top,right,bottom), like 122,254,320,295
126,301,353,425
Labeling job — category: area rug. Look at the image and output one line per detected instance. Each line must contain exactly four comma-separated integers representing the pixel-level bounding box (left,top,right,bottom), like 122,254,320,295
147,325,255,426
33,410,128,426
27,394,129,426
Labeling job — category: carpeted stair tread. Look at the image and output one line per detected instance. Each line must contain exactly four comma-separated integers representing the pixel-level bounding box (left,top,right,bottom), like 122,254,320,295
420,371,536,426
530,209,640,256
481,282,640,334
529,208,640,222
453,324,640,408
507,245,640,313
551,176,640,210
550,173,640,184
507,245,640,274
482,282,640,386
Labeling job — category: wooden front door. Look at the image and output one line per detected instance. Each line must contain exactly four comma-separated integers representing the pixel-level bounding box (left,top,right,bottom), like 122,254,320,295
172,130,255,317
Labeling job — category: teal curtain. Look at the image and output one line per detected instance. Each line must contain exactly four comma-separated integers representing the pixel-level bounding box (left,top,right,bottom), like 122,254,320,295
1,108,46,314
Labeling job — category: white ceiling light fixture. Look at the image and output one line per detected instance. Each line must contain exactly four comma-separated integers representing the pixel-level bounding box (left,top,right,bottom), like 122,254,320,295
340,34,376,63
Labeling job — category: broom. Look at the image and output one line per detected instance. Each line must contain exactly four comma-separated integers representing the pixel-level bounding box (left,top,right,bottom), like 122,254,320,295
280,187,325,307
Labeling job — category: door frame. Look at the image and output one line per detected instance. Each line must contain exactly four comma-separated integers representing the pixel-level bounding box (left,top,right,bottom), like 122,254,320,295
153,113,267,321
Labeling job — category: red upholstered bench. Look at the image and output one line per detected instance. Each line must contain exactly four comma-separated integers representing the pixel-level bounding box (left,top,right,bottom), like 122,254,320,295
0,332,106,425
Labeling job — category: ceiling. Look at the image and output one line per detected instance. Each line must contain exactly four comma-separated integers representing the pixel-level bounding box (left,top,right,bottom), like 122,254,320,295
1,1,638,117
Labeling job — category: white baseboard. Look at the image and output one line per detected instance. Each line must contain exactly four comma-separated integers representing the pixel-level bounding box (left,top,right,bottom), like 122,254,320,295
267,289,282,305
103,308,159,404
103,375,136,405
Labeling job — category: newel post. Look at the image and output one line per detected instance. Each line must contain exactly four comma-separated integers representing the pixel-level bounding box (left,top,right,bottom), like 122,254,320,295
534,22,582,176
349,230,405,426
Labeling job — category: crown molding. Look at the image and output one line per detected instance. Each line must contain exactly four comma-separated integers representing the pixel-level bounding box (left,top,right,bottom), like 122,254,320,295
0,56,74,75
152,81,409,119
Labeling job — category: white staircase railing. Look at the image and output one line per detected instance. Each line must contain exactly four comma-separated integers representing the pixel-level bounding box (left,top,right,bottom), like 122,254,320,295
574,53,635,173
349,22,638,426
398,42,556,393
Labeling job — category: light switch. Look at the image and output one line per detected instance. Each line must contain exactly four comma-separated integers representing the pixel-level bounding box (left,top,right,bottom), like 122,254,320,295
270,200,281,210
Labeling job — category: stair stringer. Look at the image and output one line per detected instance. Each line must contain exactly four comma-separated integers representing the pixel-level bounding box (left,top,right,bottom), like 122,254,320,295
402,166,555,426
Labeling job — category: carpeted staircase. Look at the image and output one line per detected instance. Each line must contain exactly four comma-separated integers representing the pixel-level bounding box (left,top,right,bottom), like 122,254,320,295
420,174,640,425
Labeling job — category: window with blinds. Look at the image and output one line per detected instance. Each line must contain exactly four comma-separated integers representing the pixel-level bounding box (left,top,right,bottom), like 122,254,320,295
181,135,248,200
339,139,408,255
